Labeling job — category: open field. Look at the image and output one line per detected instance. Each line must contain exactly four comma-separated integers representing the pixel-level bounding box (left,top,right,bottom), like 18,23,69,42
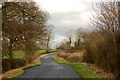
3,50,57,59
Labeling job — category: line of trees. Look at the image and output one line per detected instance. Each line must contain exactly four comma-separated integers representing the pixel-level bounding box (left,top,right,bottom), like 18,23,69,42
2,2,50,63
90,1,120,78
58,1,120,78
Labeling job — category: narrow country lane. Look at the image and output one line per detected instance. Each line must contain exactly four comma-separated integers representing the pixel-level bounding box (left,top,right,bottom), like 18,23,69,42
18,53,81,79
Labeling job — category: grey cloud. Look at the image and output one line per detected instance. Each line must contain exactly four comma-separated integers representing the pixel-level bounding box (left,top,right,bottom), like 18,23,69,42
46,1,93,44
49,11,91,37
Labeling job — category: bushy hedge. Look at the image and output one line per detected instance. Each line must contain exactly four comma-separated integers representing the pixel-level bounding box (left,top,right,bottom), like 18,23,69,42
83,32,118,75
58,52,82,62
2,59,26,73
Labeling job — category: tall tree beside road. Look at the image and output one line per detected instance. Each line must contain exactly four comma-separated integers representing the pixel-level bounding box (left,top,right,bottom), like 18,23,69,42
91,1,120,77
45,25,54,53
2,2,49,62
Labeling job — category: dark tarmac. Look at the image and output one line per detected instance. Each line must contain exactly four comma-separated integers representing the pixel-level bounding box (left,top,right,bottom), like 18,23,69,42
18,53,81,79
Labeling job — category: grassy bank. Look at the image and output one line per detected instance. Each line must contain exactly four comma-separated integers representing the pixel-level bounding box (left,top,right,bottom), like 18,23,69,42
2,53,54,79
52,55,104,78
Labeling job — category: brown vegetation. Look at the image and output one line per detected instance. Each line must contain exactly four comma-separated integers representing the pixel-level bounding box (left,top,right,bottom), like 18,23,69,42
58,52,82,62
2,2,49,63
2,51,54,73
2,59,25,73
58,1,120,78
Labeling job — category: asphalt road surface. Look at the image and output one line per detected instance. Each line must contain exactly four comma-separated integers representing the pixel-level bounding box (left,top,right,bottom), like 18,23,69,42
18,53,81,79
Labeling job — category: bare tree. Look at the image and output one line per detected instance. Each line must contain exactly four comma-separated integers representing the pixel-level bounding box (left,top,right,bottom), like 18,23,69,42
66,29,73,45
92,1,118,51
45,25,54,53
75,28,85,50
91,1,120,77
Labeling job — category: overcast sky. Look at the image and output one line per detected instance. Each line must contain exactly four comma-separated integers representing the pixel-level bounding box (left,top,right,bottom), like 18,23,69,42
33,0,107,48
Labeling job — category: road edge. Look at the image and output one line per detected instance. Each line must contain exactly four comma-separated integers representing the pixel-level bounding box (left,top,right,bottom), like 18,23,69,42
2,52,56,79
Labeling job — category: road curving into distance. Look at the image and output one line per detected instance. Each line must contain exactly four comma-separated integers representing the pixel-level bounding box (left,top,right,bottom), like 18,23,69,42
18,53,81,79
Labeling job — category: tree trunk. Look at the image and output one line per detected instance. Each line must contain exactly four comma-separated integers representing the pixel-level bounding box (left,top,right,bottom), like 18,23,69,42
46,35,50,53
9,39,13,59
46,42,49,53
77,39,80,47
117,1,120,78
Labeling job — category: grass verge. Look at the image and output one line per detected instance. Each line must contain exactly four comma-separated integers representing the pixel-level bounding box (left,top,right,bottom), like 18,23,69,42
2,53,54,79
51,55,104,78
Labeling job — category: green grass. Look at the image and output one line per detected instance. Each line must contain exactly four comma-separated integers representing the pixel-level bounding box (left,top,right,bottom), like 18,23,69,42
13,51,25,59
49,49,57,52
2,50,25,59
52,55,103,78
35,49,57,54
35,50,46,54
66,63,103,78
3,49,57,59
73,52,83,57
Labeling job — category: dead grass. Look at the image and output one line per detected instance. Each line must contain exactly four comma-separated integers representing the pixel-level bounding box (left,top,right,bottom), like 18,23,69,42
58,51,82,62
52,55,70,64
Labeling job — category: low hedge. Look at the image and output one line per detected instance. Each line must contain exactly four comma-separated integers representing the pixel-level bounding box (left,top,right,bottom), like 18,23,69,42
58,52,82,62
2,59,26,73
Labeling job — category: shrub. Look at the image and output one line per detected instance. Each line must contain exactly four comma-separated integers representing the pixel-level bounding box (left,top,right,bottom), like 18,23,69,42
16,59,26,67
58,52,82,62
6,59,19,69
2,59,11,73
83,31,118,75
2,59,25,73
